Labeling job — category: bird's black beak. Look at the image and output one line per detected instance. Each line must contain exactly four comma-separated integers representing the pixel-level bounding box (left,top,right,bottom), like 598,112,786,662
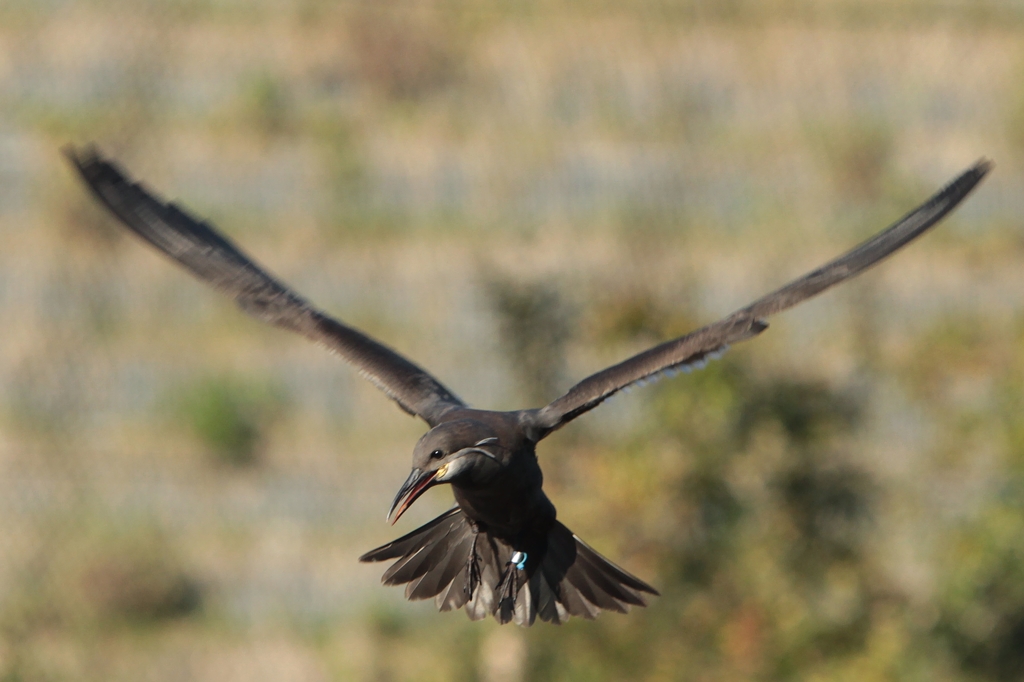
387,468,440,525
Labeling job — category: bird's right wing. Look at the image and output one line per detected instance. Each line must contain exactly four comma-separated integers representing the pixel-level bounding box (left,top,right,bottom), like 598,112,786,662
529,160,992,439
65,145,466,426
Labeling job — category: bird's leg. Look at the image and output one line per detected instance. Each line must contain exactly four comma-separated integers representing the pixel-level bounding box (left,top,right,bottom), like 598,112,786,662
496,549,529,623
467,534,482,597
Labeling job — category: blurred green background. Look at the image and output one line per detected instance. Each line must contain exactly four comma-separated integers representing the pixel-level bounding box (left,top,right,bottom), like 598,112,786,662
1,0,1023,680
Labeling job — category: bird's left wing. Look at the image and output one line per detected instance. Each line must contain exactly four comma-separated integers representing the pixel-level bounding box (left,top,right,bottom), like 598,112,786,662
528,160,991,439
65,145,466,426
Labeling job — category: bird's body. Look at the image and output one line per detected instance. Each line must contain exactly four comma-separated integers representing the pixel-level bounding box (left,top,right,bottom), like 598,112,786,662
65,145,991,626
361,409,656,625
442,412,551,537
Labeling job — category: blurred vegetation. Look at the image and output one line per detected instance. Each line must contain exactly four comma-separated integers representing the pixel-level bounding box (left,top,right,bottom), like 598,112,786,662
238,72,293,139
485,276,573,406
810,120,896,204
0,0,1019,681
347,3,467,102
78,528,203,624
173,374,287,467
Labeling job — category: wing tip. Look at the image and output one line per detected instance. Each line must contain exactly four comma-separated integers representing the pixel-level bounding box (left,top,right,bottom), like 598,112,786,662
62,142,101,172
60,142,79,164
973,157,994,176
62,142,129,192
357,549,380,563
945,157,993,203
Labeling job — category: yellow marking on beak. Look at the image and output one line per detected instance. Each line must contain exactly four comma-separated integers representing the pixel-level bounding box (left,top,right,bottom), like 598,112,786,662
436,463,449,479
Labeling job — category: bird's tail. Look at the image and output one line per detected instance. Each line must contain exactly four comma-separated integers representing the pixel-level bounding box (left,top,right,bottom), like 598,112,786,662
359,507,658,626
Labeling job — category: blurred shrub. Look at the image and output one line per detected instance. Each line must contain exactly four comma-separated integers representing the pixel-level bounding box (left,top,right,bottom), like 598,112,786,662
736,379,861,447
524,368,881,680
484,277,574,406
174,374,287,467
586,287,699,349
347,4,465,101
810,119,895,202
738,379,871,572
0,522,201,659
1005,58,1024,163
671,470,744,586
316,118,367,217
776,461,874,570
82,549,202,624
935,488,1024,682
903,314,1000,405
238,72,292,138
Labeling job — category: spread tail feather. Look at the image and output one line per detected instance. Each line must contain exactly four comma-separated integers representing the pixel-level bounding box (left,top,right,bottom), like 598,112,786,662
359,507,658,626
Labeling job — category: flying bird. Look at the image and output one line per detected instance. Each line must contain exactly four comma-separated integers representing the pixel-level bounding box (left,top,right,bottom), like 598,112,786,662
65,145,990,626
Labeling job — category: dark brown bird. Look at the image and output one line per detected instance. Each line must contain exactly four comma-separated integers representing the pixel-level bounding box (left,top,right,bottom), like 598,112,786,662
65,145,990,626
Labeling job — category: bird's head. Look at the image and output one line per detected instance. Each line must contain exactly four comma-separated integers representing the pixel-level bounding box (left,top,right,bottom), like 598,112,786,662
387,419,504,524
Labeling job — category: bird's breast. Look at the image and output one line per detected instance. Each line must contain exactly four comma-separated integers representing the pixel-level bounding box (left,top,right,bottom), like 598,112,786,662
451,451,554,538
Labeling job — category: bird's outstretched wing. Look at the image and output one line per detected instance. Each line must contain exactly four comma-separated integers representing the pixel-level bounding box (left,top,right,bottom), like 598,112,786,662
530,160,992,438
65,145,466,426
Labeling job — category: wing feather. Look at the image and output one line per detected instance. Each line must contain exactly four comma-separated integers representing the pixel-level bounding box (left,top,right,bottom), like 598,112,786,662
531,160,991,437
65,145,465,426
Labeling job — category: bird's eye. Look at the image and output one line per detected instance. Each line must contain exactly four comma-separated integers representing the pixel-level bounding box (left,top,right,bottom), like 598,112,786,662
430,449,444,459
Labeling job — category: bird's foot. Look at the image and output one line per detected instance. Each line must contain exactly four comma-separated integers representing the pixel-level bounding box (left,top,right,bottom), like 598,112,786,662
496,551,528,624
